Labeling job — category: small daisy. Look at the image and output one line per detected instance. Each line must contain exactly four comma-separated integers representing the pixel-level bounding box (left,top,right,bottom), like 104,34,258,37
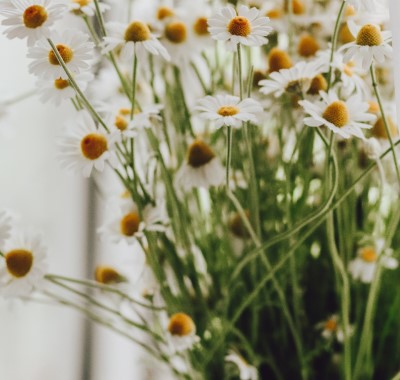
94,265,126,285
0,0,67,46
349,240,398,283
129,104,163,133
175,139,225,191
0,233,47,297
167,312,200,352
225,350,258,380
28,29,94,78
36,71,94,106
299,90,376,139
0,211,12,248
208,4,272,51
58,111,120,177
340,21,392,70
316,315,353,343
69,0,109,17
196,94,262,128
102,21,170,63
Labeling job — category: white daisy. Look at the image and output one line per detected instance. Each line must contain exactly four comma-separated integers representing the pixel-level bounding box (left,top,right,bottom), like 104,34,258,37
102,21,170,63
340,21,392,71
347,0,379,12
0,211,12,248
0,233,47,297
69,0,109,17
196,94,262,128
166,312,200,352
175,139,225,191
94,265,126,285
0,0,67,46
58,111,120,177
225,350,258,380
316,315,353,343
129,104,163,133
299,90,376,139
208,4,272,51
28,29,94,78
36,71,94,106
348,240,398,283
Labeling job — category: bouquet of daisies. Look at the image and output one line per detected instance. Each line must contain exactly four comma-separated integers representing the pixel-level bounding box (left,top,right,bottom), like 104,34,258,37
1,0,400,378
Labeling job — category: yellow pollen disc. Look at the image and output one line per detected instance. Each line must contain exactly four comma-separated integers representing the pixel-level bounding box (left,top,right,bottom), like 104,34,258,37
165,21,187,44
345,5,356,17
48,44,74,65
324,318,338,332
120,212,140,236
360,247,378,263
307,74,327,95
80,133,108,160
120,189,131,199
343,62,355,77
187,140,215,168
114,115,128,131
368,101,380,114
285,0,305,15
193,17,209,36
23,5,48,29
157,6,174,20
168,313,195,337
253,70,266,87
228,16,251,37
339,23,355,44
54,78,69,90
95,266,122,284
268,48,293,73
73,0,91,6
124,21,151,42
230,210,250,238
297,34,320,57
356,24,382,46
322,101,350,128
372,116,398,139
266,9,282,19
119,108,131,116
5,249,34,278
218,105,239,117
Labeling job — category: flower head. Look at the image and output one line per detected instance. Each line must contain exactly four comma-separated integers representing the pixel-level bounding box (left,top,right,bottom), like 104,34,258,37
69,0,109,17
225,350,258,380
167,312,200,352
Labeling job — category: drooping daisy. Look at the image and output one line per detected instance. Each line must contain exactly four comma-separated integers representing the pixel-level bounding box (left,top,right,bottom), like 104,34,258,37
0,211,12,248
0,0,67,46
69,0,109,17
299,90,376,139
102,21,170,63
28,29,94,78
94,265,126,285
175,139,225,191
348,240,398,283
58,111,120,177
225,350,258,380
208,5,272,51
0,233,47,297
167,312,200,352
196,94,262,128
340,21,392,70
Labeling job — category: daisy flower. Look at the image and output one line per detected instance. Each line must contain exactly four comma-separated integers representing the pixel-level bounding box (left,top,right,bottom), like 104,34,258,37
0,233,47,297
94,265,126,285
69,0,109,17
316,315,353,343
348,240,398,283
0,0,67,46
0,211,12,248
208,4,272,51
196,94,262,128
225,350,258,380
28,29,94,78
299,90,376,139
129,104,163,133
175,139,225,191
340,21,392,70
58,111,120,177
102,21,170,63
347,0,379,12
166,312,200,352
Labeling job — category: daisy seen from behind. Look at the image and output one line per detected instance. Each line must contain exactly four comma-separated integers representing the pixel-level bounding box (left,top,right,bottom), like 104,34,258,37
299,90,376,139
208,4,272,51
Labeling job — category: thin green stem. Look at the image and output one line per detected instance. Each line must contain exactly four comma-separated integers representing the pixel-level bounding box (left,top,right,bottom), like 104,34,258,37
130,50,138,120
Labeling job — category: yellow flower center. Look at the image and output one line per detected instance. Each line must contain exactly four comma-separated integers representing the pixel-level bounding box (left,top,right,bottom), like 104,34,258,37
230,210,250,239
322,101,350,128
356,24,383,46
119,108,132,116
218,106,239,117
343,62,355,77
5,249,34,278
124,21,151,42
266,9,282,19
345,5,356,17
368,101,380,114
120,212,140,236
157,6,174,20
324,318,338,332
114,115,128,131
168,313,195,337
54,78,69,90
339,23,356,44
80,133,108,160
227,16,251,37
360,247,378,263
297,34,320,57
253,70,267,87
193,17,209,36
187,140,215,168
73,0,91,6
285,0,305,15
268,48,293,73
372,116,398,139
95,266,122,284
48,44,74,65
23,5,48,29
307,74,327,95
165,21,187,44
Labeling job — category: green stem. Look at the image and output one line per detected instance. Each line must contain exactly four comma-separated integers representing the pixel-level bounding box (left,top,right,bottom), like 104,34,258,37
130,50,138,120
